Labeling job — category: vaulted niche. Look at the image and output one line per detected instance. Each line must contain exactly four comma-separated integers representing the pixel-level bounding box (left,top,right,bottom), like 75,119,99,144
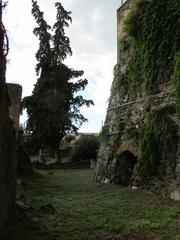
114,151,137,186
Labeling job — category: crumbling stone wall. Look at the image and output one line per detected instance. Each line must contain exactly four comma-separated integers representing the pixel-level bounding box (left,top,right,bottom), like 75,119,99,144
117,0,132,61
0,83,21,238
95,0,180,200
0,4,17,238
7,83,22,136
0,85,16,240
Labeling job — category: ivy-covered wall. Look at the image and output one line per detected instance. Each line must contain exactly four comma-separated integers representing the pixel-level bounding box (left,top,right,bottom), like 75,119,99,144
95,0,180,190
118,0,180,96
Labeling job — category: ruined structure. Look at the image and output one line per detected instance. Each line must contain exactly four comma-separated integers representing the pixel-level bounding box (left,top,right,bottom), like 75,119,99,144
95,0,180,200
7,83,22,136
0,2,16,239
0,83,22,239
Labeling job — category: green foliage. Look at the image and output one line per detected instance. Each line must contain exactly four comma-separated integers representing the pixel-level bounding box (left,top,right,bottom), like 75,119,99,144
122,9,140,38
23,1,93,150
119,0,180,96
138,0,179,92
122,0,152,38
133,0,151,8
118,38,132,54
125,48,144,91
113,70,128,94
126,126,140,142
69,136,100,162
138,108,177,184
116,121,124,133
172,51,180,115
111,122,124,146
99,125,109,143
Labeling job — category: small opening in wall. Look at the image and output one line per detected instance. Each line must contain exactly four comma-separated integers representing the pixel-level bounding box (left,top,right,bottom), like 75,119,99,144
115,151,137,186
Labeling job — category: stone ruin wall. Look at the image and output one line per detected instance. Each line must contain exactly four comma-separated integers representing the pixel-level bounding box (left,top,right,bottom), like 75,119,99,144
95,0,180,200
117,0,132,61
7,83,22,136
0,83,22,239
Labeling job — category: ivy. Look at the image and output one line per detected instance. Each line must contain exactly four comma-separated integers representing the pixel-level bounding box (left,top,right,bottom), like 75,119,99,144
118,38,132,54
112,70,128,95
172,51,180,115
99,125,109,143
99,1,179,183
111,0,180,185
138,108,177,184
138,0,179,92
122,9,140,38
118,0,180,95
125,46,144,92
126,126,140,143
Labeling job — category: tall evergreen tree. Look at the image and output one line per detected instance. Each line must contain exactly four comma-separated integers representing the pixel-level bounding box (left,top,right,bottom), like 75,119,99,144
24,1,93,155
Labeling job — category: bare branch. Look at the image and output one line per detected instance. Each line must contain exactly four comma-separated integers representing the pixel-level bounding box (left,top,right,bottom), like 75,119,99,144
2,1,8,10
1,22,9,56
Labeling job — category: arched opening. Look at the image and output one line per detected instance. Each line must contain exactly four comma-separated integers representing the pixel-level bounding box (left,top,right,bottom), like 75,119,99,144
114,151,137,186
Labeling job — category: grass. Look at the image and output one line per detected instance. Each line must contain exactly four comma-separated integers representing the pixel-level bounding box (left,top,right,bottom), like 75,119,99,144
10,169,180,240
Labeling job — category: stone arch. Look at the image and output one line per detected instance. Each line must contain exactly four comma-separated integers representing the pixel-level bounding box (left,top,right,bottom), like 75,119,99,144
115,140,139,157
114,150,137,186
114,140,139,186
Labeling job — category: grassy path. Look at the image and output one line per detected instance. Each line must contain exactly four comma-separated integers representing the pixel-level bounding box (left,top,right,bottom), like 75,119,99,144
12,169,180,240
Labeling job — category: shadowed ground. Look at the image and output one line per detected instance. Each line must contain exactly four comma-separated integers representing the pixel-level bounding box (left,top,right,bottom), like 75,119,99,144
10,169,180,240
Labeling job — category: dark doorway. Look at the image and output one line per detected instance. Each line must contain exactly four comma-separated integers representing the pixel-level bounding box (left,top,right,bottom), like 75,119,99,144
115,151,137,186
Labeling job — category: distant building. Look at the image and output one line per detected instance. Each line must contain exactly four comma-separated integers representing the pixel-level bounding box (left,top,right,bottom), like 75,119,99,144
61,132,99,149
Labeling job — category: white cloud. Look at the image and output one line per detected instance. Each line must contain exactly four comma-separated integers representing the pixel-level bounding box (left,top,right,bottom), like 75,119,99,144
4,0,120,132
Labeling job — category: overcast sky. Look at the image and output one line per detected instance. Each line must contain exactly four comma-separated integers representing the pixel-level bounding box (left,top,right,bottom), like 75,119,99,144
4,0,121,133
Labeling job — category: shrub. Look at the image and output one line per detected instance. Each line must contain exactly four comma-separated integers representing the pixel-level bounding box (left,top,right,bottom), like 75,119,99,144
69,136,100,162
133,0,150,8
122,9,139,38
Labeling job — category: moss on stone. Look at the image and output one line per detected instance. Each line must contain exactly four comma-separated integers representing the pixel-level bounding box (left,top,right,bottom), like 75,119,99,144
138,107,177,184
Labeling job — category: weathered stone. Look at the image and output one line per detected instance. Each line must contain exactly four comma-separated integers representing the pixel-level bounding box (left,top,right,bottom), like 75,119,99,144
95,0,180,199
117,0,132,60
176,164,180,173
171,190,180,201
0,6,17,239
7,83,22,136
115,140,139,157
0,84,16,240
175,164,180,184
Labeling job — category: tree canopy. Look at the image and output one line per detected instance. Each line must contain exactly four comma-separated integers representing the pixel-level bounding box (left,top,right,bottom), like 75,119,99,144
69,135,100,162
23,0,93,151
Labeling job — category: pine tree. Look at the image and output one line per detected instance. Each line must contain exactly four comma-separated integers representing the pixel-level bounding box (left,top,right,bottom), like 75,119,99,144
23,1,93,156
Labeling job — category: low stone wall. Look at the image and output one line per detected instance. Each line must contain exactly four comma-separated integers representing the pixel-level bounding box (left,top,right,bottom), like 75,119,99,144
33,160,91,170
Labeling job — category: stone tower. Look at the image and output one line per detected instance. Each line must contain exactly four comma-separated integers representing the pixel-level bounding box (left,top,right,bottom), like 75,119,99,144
95,0,180,200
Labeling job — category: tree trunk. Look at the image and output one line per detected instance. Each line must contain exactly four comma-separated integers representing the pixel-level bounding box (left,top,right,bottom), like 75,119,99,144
0,2,16,239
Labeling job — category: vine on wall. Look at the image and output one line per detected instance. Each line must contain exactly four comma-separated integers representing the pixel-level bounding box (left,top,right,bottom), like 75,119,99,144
172,51,180,114
116,0,180,97
138,108,177,184
98,0,179,185
109,0,180,184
